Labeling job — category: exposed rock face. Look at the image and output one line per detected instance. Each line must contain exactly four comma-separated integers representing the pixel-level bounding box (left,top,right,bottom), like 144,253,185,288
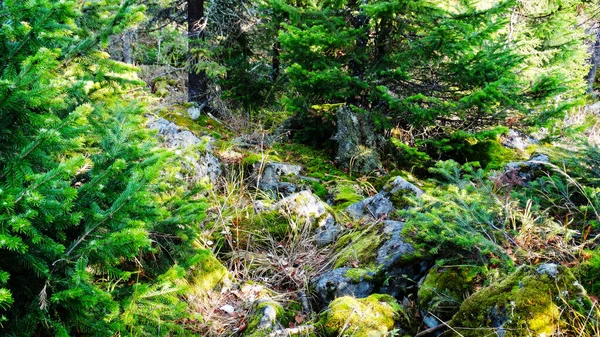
271,191,331,226
501,129,538,150
148,117,201,148
345,176,424,220
332,106,382,175
448,264,594,337
314,216,343,247
502,153,549,184
147,117,223,183
313,268,376,304
254,162,303,197
376,221,415,270
315,220,428,304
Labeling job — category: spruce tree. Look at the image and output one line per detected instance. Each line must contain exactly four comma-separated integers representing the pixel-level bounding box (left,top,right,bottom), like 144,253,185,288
0,1,205,335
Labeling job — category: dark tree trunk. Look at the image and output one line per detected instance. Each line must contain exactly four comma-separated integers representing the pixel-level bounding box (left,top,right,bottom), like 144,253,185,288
188,0,208,108
122,30,133,64
587,27,600,95
272,21,281,82
347,0,368,107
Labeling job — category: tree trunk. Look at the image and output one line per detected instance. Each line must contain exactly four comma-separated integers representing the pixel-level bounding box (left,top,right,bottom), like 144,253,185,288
587,27,600,95
188,0,208,108
347,0,368,107
272,21,281,82
122,30,133,64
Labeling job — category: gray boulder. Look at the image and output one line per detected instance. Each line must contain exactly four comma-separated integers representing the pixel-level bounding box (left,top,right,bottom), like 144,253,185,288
270,191,339,235
503,153,549,184
376,221,415,270
332,106,382,175
501,129,538,150
312,268,376,305
148,117,223,183
345,176,423,220
314,216,344,247
254,162,303,198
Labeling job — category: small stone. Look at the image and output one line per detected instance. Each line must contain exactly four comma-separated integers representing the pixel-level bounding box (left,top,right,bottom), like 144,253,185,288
258,305,277,329
188,106,201,120
536,263,559,278
219,304,235,314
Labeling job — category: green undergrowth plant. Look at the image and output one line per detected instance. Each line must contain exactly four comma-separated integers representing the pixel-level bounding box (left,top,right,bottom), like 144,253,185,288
400,160,512,267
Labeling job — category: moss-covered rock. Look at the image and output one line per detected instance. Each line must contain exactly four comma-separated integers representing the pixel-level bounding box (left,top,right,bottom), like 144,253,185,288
188,249,230,294
418,266,484,323
243,300,285,337
312,268,377,305
320,294,405,337
334,227,383,269
345,176,423,221
444,264,595,337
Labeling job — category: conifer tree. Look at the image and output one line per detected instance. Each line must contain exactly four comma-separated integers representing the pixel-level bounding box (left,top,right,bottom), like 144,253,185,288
0,1,205,335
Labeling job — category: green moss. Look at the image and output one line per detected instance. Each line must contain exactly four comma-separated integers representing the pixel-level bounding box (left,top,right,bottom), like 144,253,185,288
344,268,375,282
187,249,229,293
332,183,364,210
306,179,328,199
334,229,383,269
272,143,347,182
158,106,231,137
446,265,594,337
241,153,281,167
320,294,402,337
418,266,484,322
244,300,285,337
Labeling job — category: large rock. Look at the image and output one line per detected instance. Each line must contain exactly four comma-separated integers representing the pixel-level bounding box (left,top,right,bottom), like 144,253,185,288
320,294,406,337
148,117,222,183
500,129,538,150
502,153,549,185
332,106,382,175
376,221,415,270
269,191,342,245
322,220,429,302
447,264,595,337
314,215,344,247
313,268,377,305
254,162,303,198
345,176,423,220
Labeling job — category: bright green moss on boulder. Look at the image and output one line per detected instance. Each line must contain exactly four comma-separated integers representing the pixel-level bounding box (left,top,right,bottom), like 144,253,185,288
444,264,595,337
418,266,484,322
188,249,230,293
320,294,403,337
334,229,383,269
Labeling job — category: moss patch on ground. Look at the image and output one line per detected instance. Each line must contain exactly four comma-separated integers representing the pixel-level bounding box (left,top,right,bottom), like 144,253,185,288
320,294,403,337
272,143,346,182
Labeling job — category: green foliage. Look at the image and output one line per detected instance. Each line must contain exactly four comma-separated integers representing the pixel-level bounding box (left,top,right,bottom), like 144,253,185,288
0,1,206,335
420,127,520,170
401,161,509,264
